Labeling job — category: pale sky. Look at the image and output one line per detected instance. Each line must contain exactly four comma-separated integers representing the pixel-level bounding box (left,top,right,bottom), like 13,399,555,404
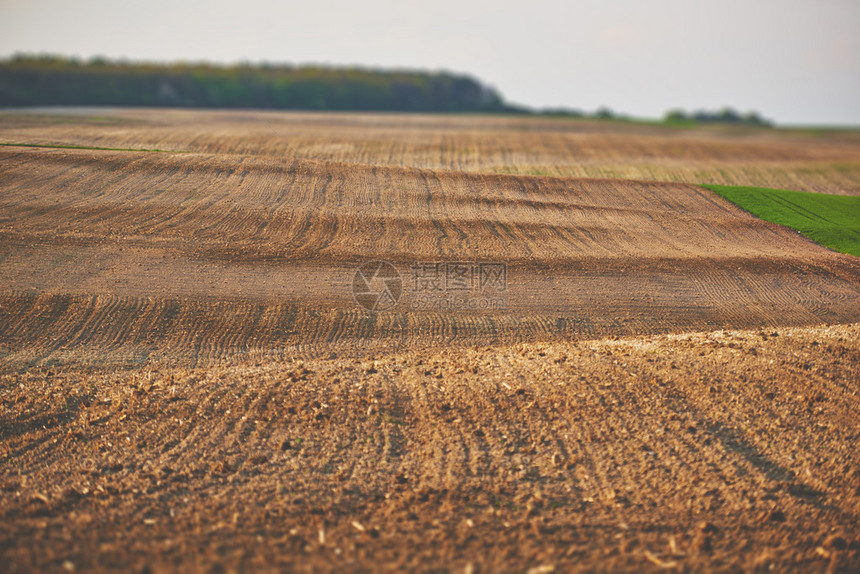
1,0,858,125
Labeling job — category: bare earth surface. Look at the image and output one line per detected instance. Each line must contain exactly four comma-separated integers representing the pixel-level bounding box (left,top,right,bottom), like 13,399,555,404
3,109,860,194
1,109,859,572
2,326,859,572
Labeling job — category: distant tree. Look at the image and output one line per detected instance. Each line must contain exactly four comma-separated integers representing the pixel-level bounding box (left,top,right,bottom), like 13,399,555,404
665,107,772,127
664,109,688,123
716,108,741,123
742,111,769,126
0,54,517,113
595,107,615,120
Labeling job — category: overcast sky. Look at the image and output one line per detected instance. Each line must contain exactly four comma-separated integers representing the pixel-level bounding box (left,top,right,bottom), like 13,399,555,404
1,0,858,125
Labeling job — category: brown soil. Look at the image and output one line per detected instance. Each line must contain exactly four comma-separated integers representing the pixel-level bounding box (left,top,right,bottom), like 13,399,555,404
1,109,859,571
0,145,857,367
2,109,860,194
2,325,859,572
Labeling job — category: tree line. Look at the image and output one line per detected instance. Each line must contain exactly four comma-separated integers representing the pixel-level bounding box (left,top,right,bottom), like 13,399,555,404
664,108,772,126
0,55,773,125
0,55,512,112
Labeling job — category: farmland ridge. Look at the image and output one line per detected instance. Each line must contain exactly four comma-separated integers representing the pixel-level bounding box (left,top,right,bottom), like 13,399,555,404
1,110,858,366
1,109,859,572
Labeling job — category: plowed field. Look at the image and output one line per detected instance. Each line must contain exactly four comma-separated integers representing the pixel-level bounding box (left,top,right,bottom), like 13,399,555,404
1,109,858,572
3,110,860,195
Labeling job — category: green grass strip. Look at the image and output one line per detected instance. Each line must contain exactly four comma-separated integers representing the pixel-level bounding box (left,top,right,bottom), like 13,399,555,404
0,142,187,153
702,184,860,256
